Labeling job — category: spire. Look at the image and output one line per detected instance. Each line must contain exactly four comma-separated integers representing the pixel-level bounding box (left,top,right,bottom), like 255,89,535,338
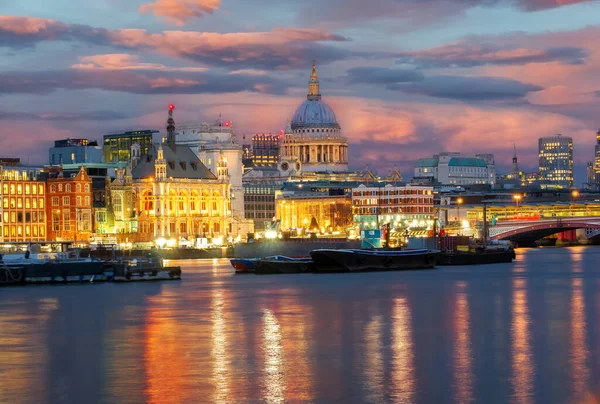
166,104,176,145
511,143,519,176
307,60,321,100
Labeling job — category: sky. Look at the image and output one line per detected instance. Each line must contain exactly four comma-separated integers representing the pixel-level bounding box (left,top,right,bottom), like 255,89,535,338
1,0,600,183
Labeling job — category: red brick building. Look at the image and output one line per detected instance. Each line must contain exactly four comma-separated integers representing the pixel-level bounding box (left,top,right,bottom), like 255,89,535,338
46,166,93,243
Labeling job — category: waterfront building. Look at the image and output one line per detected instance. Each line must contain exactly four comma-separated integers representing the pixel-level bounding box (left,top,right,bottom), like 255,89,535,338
49,138,103,165
414,152,496,186
45,166,93,244
0,165,46,242
132,106,231,245
352,184,435,238
278,61,349,175
538,134,573,189
103,130,158,163
176,116,247,233
252,132,280,167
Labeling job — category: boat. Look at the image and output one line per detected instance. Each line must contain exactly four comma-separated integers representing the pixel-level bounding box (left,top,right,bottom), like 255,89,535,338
437,248,515,265
310,249,439,273
254,256,313,275
230,258,259,273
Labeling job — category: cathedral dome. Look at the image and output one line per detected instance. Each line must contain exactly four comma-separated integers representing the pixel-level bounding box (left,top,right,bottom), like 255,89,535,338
290,61,340,131
291,99,339,130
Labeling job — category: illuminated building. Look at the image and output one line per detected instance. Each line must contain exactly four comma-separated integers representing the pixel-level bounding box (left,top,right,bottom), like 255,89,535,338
45,166,93,243
276,193,352,235
132,105,232,244
594,129,600,185
252,133,280,167
108,166,136,236
414,152,496,186
103,130,158,163
538,134,573,189
278,61,349,175
49,138,103,165
352,183,435,238
0,165,46,242
176,116,249,235
243,181,279,232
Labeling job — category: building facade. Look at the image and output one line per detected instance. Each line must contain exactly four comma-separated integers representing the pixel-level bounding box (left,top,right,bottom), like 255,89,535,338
538,134,574,189
49,138,103,165
278,61,348,175
46,166,93,243
176,117,246,230
352,183,435,240
414,152,496,186
251,133,280,167
0,165,46,242
132,107,232,245
593,129,600,185
103,130,158,163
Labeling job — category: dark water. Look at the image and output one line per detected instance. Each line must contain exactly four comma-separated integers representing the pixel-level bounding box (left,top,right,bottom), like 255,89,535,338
2,247,600,404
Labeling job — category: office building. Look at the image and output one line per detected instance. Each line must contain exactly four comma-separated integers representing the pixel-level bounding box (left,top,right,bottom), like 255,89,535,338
49,138,103,165
0,165,46,242
252,133,280,167
103,130,158,163
414,152,496,186
594,129,600,185
538,134,573,189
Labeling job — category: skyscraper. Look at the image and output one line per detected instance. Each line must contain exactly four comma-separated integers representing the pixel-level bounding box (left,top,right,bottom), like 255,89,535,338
594,129,600,184
538,134,573,189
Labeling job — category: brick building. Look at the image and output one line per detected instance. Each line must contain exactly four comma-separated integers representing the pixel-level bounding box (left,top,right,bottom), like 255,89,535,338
46,166,93,243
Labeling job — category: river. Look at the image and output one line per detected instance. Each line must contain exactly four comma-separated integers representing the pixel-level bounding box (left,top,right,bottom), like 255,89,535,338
1,247,600,403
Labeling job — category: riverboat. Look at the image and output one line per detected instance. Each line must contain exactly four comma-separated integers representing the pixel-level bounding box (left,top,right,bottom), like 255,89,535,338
254,256,314,275
310,249,439,273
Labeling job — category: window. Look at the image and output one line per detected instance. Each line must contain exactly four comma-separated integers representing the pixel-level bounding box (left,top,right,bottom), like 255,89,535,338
66,184,71,192
39,226,45,237
32,198,37,209
10,184,15,194
85,196,90,206
76,196,81,206
10,198,15,208
84,184,90,192
17,184,22,195
39,198,44,209
52,212,60,232
77,184,81,193
51,184,56,193
38,185,43,195
2,198,7,208
25,185,30,195
25,198,30,209
58,184,63,192
62,196,70,205
63,212,70,231
52,197,59,206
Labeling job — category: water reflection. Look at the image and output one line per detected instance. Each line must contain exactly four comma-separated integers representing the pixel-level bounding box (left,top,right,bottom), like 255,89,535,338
391,297,415,403
262,309,285,403
570,277,590,401
365,315,384,402
511,278,533,404
211,289,229,403
0,298,57,404
454,283,474,403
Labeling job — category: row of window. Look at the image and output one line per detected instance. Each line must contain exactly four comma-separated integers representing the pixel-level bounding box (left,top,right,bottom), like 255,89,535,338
353,190,432,196
2,225,46,238
353,198,433,205
2,211,45,224
49,183,90,193
354,207,433,214
51,196,90,206
245,195,275,202
2,183,45,195
2,197,45,209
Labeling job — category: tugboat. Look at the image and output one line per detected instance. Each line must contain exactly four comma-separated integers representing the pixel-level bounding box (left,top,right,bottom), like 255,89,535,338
437,242,515,265
310,249,439,273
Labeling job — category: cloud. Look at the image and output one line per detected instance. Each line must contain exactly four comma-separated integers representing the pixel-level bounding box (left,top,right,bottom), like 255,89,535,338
139,0,221,25
388,75,543,100
345,67,424,84
0,110,128,121
395,43,588,68
0,68,291,95
0,17,349,69
71,54,208,71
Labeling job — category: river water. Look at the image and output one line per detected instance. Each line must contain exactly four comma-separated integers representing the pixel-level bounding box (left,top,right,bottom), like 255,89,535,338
1,247,600,404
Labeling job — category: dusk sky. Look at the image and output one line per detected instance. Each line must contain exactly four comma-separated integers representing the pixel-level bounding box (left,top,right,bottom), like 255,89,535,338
1,0,599,182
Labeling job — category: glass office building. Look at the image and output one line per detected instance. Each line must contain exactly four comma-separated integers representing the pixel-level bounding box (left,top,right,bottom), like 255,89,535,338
538,134,573,189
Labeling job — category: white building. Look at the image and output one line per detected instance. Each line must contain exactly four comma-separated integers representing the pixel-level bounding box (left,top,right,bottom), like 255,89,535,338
414,152,496,186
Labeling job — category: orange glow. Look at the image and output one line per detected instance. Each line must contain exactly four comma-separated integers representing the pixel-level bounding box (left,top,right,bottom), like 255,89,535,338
391,297,415,402
262,309,285,403
364,315,384,402
511,279,533,404
453,283,473,403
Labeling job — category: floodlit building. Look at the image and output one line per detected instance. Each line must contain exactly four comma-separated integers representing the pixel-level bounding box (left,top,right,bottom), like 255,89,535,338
0,165,46,242
45,166,93,244
538,134,573,189
278,61,349,175
132,106,232,245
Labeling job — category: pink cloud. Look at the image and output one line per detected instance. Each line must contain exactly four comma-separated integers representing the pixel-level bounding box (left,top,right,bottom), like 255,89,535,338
139,0,221,25
72,54,208,72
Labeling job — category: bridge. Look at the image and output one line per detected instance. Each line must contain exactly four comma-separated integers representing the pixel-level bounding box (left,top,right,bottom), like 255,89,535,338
488,217,600,243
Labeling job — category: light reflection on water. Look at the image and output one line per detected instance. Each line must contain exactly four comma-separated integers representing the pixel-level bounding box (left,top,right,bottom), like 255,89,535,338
0,247,600,403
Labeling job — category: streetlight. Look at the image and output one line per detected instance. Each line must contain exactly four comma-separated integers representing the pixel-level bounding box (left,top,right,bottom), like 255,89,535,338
571,190,579,216
513,194,522,217
456,197,463,222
